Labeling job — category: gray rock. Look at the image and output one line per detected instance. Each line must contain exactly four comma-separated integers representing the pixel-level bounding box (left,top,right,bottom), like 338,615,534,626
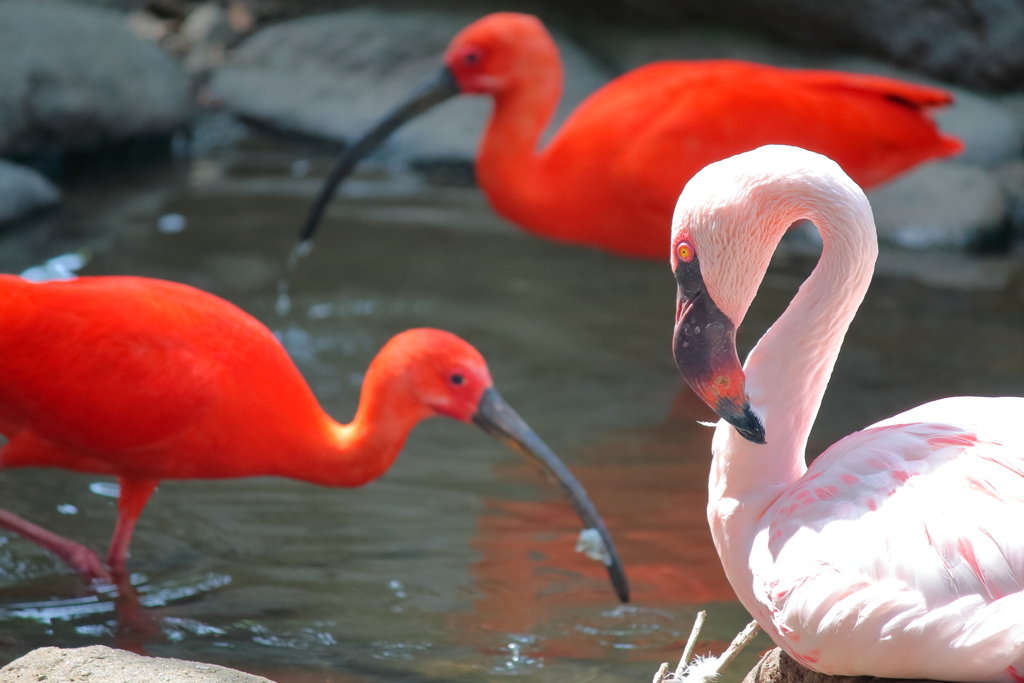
924,88,1022,168
996,159,1024,201
0,0,191,157
0,645,272,682
208,7,611,163
596,24,816,72
867,162,1008,249
743,647,942,683
995,159,1024,250
76,0,1024,91
999,93,1024,142
0,160,61,225
598,0,1024,92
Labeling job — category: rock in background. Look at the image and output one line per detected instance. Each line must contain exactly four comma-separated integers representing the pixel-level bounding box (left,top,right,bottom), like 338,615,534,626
602,0,1024,92
8,0,1024,252
75,0,1024,92
0,160,61,225
0,0,191,158
207,6,611,162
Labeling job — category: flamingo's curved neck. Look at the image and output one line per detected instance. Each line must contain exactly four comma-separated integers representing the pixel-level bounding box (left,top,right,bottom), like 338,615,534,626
475,67,562,222
708,181,878,573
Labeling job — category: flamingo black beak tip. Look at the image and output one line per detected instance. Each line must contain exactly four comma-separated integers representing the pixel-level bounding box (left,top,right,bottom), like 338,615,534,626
728,405,766,445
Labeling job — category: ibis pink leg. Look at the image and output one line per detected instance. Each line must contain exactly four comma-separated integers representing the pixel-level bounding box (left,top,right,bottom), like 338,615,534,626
0,508,111,583
106,478,159,576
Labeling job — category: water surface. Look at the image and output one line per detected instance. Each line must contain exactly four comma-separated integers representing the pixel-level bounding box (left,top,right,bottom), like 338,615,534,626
0,139,1021,682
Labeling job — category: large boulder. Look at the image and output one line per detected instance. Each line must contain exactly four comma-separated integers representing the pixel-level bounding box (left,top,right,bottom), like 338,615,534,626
586,0,1024,92
208,7,611,163
0,160,61,225
867,162,1008,249
0,645,271,683
74,0,1024,92
0,0,191,157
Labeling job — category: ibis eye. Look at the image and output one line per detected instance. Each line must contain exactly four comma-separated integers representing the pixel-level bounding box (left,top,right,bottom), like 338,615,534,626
450,373,465,385
463,48,483,66
676,242,694,263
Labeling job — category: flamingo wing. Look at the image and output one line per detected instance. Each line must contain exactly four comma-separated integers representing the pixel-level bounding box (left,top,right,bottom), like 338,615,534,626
753,397,1024,679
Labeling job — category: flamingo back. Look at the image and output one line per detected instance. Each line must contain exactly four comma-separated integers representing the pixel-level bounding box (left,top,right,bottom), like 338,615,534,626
750,396,1024,680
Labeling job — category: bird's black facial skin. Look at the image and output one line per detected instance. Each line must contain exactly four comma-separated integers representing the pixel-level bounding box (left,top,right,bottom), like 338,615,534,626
672,255,766,445
674,252,705,306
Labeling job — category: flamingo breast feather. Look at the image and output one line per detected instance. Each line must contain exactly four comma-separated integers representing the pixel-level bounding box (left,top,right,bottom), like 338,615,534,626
751,397,1024,680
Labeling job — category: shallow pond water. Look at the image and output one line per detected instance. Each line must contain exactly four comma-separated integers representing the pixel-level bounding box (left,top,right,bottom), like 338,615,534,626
0,139,1021,682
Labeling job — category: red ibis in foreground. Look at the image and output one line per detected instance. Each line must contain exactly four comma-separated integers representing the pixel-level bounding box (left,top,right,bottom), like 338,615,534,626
0,274,628,602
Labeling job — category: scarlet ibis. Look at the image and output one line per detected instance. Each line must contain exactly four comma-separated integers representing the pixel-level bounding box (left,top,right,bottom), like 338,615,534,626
670,145,1024,678
0,274,628,602
297,12,962,259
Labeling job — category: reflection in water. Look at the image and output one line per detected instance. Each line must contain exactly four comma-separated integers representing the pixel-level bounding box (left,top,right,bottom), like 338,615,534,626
454,389,738,669
0,141,1019,683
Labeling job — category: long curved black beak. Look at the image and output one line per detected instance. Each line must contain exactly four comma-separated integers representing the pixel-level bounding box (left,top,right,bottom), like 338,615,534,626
297,66,461,244
472,388,630,603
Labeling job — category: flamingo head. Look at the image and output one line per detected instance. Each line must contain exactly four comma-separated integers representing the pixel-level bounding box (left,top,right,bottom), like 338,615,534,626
367,329,631,603
668,146,875,444
444,13,559,95
667,150,814,445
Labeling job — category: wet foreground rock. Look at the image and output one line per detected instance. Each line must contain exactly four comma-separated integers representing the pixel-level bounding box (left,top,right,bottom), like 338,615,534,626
0,646,272,683
743,648,943,683
0,0,190,158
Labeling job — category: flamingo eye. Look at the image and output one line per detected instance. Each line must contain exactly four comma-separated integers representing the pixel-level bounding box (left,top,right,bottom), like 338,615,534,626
676,241,695,263
450,373,465,386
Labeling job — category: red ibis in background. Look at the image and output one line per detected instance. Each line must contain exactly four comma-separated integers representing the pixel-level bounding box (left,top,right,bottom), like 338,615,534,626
0,274,628,602
670,145,1024,679
298,12,962,259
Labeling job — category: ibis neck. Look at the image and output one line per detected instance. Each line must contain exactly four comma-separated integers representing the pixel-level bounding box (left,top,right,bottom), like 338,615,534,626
476,72,561,224
296,375,431,488
708,184,877,577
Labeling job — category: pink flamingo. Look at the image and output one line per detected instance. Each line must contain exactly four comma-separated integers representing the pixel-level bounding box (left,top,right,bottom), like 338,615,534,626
669,145,1024,680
